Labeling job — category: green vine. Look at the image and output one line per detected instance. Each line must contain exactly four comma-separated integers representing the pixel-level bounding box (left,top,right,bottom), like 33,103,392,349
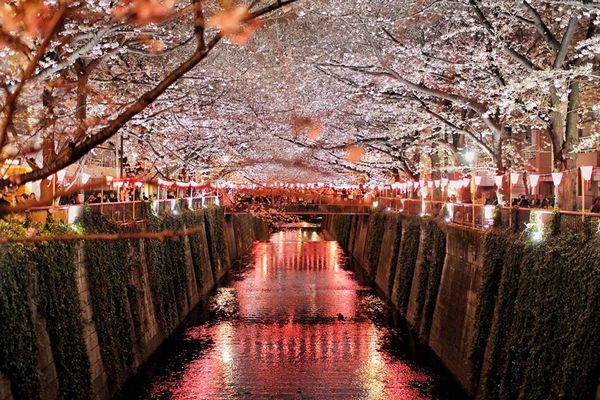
476,231,600,400
392,216,421,315
365,210,386,278
181,210,209,291
416,218,446,341
385,214,403,296
468,228,510,392
0,223,40,400
145,214,185,333
333,214,353,249
204,206,228,276
81,210,140,387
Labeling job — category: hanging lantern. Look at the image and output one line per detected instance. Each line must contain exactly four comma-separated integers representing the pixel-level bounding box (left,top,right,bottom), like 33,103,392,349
474,176,483,186
529,174,540,188
434,179,441,188
56,169,67,182
580,166,593,181
551,172,563,186
494,175,503,187
106,175,114,184
510,172,520,185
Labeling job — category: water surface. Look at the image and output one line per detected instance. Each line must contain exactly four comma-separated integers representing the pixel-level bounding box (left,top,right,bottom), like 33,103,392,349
121,228,465,400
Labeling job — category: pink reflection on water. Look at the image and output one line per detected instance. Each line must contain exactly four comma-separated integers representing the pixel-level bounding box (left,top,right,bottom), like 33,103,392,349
147,230,435,399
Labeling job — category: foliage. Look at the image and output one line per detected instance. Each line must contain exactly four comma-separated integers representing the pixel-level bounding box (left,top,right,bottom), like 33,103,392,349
0,220,92,399
145,214,186,333
392,216,421,314
365,210,386,278
181,210,209,292
34,222,91,399
80,210,140,387
476,231,600,400
204,205,228,277
333,214,353,249
468,228,510,392
385,214,403,296
416,218,446,342
0,223,41,400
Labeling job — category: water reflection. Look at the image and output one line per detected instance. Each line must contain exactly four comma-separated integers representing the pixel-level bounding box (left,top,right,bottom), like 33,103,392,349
132,229,463,399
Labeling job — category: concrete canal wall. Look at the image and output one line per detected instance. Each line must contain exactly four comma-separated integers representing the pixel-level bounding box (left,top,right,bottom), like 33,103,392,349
325,212,600,400
0,209,267,400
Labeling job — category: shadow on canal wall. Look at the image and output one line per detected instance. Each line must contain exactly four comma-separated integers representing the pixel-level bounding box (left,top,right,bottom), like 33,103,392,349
324,211,600,400
0,208,268,400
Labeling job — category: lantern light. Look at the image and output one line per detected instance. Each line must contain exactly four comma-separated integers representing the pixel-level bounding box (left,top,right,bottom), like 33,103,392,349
419,179,425,188
551,172,563,186
529,174,540,188
581,166,593,181
427,180,434,189
81,173,91,185
106,175,113,184
434,179,441,188
510,173,520,185
474,176,483,186
413,181,419,189
494,175,503,187
462,177,470,187
441,178,449,187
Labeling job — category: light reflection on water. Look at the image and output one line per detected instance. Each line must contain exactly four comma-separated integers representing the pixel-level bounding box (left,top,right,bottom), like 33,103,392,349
132,229,464,400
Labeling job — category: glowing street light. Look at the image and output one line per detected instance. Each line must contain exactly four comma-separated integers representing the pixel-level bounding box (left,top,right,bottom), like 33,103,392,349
580,166,594,218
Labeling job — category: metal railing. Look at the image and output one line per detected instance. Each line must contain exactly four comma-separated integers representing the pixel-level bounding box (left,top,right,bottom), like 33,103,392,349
23,196,220,225
378,197,600,232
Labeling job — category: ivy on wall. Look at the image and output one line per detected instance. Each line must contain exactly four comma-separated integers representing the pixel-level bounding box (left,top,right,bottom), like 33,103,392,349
35,222,91,399
81,211,140,387
181,210,209,292
365,210,386,278
392,216,421,315
204,206,228,276
0,223,41,400
145,214,186,333
0,221,92,400
467,228,509,392
415,218,446,341
333,214,353,249
474,225,600,400
385,214,403,296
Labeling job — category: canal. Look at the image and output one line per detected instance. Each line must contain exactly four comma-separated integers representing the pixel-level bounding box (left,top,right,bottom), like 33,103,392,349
118,228,466,399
